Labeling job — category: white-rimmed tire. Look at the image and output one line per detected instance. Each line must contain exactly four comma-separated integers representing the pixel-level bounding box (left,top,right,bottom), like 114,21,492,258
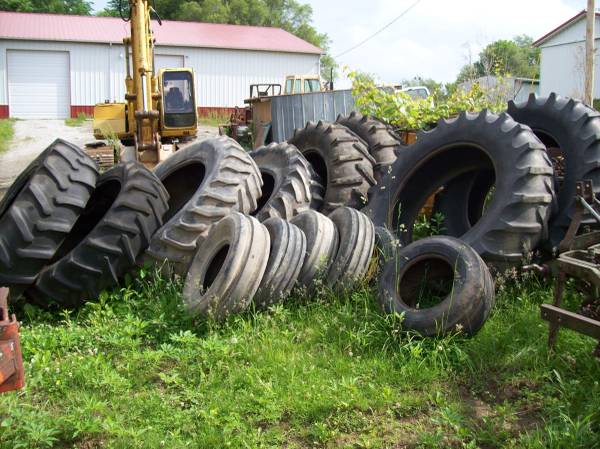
182,213,270,320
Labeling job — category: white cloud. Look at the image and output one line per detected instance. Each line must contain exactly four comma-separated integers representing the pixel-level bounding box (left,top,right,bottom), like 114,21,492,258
306,0,583,85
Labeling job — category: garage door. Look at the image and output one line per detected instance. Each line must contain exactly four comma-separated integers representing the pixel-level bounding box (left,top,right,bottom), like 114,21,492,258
7,50,70,119
155,54,184,71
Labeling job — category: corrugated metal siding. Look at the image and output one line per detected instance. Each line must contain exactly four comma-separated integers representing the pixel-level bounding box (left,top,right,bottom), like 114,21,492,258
271,90,355,142
0,39,320,109
182,46,320,107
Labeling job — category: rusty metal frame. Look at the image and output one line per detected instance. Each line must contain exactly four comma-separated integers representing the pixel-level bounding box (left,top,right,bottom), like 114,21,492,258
0,287,24,393
540,180,600,358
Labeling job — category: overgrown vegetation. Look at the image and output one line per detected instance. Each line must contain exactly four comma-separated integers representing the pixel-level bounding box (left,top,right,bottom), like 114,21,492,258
198,111,230,128
64,112,89,127
456,35,541,84
350,71,506,131
0,118,15,154
1,269,599,448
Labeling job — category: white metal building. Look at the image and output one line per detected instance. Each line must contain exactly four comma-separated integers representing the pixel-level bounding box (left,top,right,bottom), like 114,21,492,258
0,11,322,119
534,10,600,100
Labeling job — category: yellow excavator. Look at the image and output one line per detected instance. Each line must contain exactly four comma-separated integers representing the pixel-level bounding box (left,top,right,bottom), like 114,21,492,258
92,0,198,166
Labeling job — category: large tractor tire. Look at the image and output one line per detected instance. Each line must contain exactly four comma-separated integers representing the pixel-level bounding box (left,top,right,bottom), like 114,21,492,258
288,121,376,213
507,93,600,245
26,162,169,308
253,217,306,310
290,210,339,288
336,111,399,182
249,142,314,221
363,110,554,267
327,207,375,288
379,236,495,337
146,137,262,273
0,139,98,297
183,213,270,320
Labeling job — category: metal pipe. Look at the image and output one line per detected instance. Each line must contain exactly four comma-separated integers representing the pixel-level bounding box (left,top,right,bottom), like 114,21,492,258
579,196,600,224
141,74,148,112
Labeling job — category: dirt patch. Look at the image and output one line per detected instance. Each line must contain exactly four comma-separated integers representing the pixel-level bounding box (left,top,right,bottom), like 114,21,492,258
0,119,94,197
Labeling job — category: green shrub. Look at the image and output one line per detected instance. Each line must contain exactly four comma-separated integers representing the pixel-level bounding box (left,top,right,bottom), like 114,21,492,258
349,71,507,131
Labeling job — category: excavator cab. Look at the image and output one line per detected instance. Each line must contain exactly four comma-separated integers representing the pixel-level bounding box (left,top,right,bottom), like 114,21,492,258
159,68,197,139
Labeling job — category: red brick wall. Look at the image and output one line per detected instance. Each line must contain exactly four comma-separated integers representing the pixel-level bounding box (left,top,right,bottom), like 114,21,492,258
197,107,237,119
70,105,94,118
0,105,8,118
69,105,237,120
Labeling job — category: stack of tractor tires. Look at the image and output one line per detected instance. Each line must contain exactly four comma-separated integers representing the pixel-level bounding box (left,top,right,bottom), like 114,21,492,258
5,93,594,341
0,139,168,308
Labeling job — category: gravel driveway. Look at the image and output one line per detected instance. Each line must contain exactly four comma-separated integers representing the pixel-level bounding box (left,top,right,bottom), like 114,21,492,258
0,120,219,199
0,119,93,194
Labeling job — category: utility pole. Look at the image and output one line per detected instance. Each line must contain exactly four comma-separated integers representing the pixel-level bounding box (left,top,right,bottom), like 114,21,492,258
585,0,595,105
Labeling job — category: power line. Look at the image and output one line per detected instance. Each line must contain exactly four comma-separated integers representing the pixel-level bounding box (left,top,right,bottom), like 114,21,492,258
334,0,423,59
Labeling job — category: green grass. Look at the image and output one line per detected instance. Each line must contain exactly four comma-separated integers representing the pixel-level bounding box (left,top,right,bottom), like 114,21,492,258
0,118,15,153
198,112,230,127
1,270,599,449
64,113,90,127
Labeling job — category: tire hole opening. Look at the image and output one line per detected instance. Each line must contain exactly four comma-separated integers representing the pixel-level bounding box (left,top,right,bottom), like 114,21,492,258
252,171,275,216
161,162,206,222
304,151,328,188
534,129,564,193
398,257,455,310
392,145,494,242
203,244,230,290
50,178,122,263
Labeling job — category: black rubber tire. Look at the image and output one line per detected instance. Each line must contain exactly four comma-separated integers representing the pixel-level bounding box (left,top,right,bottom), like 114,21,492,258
0,139,98,297
289,210,339,288
336,111,400,182
182,212,270,320
379,236,495,337
249,142,313,221
288,121,376,213
327,207,375,288
363,110,554,267
507,93,600,245
26,162,169,307
146,137,262,273
308,166,325,211
252,218,307,310
433,170,495,238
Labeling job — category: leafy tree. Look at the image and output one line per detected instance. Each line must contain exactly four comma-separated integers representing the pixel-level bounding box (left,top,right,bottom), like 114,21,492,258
0,0,92,14
456,35,540,83
102,0,335,81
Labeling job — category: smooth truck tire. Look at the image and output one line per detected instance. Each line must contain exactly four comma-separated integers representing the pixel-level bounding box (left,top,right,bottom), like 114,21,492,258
507,93,600,245
253,218,306,310
0,139,98,297
26,162,169,307
363,110,554,267
379,236,495,336
327,207,375,288
288,121,376,213
146,137,262,273
250,142,313,221
183,213,270,320
290,210,339,288
336,111,400,181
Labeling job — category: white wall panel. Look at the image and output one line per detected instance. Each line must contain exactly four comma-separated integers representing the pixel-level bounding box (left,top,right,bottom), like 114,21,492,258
0,39,320,110
8,50,70,118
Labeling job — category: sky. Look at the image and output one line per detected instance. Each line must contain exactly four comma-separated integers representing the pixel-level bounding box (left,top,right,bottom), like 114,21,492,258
91,0,586,86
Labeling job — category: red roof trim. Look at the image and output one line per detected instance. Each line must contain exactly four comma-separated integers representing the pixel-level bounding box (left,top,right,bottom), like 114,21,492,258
533,10,599,47
0,11,323,55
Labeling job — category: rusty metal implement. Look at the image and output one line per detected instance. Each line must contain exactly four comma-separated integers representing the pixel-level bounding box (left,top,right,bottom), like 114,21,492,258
0,287,25,393
536,181,600,358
